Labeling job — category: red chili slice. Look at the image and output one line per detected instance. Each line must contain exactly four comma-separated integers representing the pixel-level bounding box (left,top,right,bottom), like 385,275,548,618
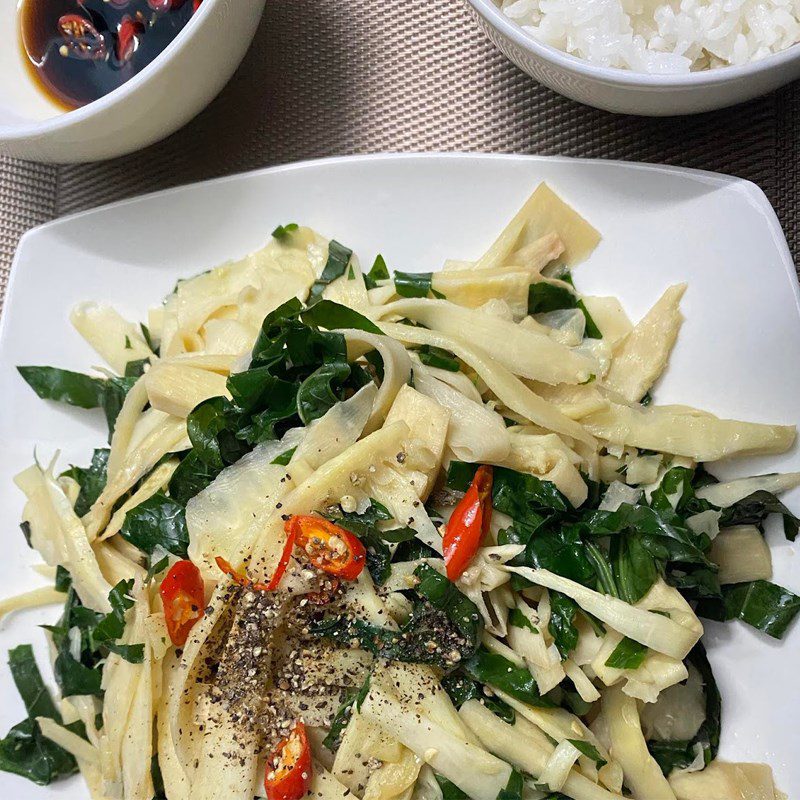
285,515,366,581
159,560,205,646
215,525,295,592
442,465,493,580
265,721,312,800
116,16,144,64
57,14,107,61
147,0,173,10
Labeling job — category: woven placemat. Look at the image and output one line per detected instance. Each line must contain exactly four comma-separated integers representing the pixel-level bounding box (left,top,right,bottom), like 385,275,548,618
1,0,799,297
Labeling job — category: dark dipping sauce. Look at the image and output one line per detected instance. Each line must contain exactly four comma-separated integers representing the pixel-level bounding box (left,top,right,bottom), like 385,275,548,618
20,0,202,110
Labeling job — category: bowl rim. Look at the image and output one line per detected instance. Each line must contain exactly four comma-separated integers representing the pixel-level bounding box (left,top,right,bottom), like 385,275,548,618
0,0,217,141
466,0,800,87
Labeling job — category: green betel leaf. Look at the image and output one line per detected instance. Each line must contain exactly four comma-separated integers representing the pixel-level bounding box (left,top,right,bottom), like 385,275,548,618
463,648,554,708
414,563,482,650
605,637,648,669
271,447,296,466
492,467,571,533
309,240,353,303
301,299,384,335
508,607,539,634
416,345,460,372
719,489,800,542
548,591,579,660
0,645,81,785
272,222,298,240
119,493,189,557
61,448,110,517
696,579,800,639
364,254,390,289
394,271,434,298
296,361,352,424
168,451,222,506
17,366,104,408
567,739,607,768
527,280,602,340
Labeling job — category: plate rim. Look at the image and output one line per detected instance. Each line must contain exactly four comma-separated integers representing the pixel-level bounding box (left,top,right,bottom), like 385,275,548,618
6,153,798,334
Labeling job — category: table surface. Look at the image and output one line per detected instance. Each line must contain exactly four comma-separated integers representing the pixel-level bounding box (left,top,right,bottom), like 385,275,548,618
1,0,799,305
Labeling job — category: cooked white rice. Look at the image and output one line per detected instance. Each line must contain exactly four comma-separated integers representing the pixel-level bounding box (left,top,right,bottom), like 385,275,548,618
498,0,800,73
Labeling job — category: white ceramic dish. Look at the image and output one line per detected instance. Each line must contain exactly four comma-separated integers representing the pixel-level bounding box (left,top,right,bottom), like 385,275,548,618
465,0,800,115
0,153,798,797
0,0,266,163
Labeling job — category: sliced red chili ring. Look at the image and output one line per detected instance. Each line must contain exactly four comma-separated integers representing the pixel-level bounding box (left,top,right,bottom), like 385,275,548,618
284,515,366,581
264,720,312,800
57,14,107,61
159,560,205,647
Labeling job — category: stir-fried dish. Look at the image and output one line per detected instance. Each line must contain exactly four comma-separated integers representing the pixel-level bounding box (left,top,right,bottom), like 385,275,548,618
2,185,798,800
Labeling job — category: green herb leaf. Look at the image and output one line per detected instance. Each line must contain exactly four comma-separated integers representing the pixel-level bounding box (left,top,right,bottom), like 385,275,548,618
301,299,384,335
435,775,468,800
124,358,150,378
498,768,524,800
17,366,103,408
527,282,602,339
0,645,81,785
272,223,298,240
364,254,390,290
440,673,515,723
119,493,189,558
417,345,460,372
271,447,296,466
297,361,352,424
463,648,554,707
394,271,433,298
605,637,648,669
168,451,221,506
61,449,109,517
508,607,539,634
696,580,800,638
309,240,353,302
548,591,579,660
720,489,799,542
414,563,482,651
567,739,607,768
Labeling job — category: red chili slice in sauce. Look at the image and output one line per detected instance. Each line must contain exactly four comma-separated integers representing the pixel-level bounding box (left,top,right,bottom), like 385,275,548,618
442,465,494,580
116,15,144,64
159,560,205,647
265,721,313,800
57,13,107,60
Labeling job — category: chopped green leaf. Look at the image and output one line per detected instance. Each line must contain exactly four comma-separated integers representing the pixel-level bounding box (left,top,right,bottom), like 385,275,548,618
61,448,109,517
119,493,189,558
0,645,81,785
696,580,800,639
364,254,390,290
301,299,383,335
548,591,579,660
394,271,433,298
567,739,607,768
272,222,299,240
309,240,353,302
463,648,554,707
509,607,538,634
271,447,296,466
17,366,103,409
417,345,460,372
605,637,648,669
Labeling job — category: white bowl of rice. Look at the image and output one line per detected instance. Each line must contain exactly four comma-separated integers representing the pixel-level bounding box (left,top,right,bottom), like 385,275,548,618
465,0,800,115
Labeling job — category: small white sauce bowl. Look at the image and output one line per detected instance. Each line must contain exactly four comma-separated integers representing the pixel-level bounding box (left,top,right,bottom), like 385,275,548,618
0,0,266,162
465,0,800,115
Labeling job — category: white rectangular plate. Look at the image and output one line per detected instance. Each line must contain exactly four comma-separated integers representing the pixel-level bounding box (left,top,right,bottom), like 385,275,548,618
0,154,798,798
